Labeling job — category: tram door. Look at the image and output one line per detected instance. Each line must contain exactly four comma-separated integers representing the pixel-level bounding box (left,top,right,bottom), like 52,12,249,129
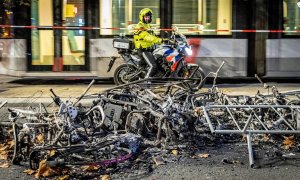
30,0,87,72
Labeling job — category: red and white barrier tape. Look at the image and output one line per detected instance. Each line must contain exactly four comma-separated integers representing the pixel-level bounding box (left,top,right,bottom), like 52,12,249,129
0,25,300,33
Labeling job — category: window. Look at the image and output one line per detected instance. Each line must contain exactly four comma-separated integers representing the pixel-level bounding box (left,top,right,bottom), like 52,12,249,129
283,0,300,35
31,0,85,68
62,0,85,66
31,0,54,65
173,0,232,35
99,0,160,35
0,1,14,38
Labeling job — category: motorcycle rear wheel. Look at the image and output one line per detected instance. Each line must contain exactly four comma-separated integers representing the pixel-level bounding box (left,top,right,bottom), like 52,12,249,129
114,64,138,85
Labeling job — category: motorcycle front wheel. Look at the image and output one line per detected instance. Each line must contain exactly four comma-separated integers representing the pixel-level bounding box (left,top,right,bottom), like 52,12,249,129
182,67,206,90
113,64,139,85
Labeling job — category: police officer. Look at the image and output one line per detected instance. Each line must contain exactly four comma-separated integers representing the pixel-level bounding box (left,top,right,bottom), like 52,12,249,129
133,8,163,78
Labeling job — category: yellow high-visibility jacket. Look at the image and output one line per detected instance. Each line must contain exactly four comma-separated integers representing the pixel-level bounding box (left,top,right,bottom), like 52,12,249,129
133,21,162,49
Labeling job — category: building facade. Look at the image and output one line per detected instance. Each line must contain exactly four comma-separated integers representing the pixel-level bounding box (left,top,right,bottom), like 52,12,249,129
0,0,299,78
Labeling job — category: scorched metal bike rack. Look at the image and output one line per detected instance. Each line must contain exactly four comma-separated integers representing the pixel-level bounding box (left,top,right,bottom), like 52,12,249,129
202,104,300,167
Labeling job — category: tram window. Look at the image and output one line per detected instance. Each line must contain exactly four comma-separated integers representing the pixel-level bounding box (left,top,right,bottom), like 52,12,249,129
99,0,159,35
283,0,300,35
173,0,232,35
31,0,54,66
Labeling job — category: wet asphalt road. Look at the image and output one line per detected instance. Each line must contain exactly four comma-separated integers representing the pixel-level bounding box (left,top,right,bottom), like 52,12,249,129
1,107,300,180
1,132,300,180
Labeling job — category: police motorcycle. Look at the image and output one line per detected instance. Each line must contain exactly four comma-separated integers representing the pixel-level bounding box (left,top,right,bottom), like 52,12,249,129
108,27,205,89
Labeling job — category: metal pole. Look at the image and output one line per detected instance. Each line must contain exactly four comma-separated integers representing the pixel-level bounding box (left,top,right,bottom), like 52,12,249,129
73,79,95,106
242,114,253,133
0,100,7,109
247,133,255,168
202,106,215,133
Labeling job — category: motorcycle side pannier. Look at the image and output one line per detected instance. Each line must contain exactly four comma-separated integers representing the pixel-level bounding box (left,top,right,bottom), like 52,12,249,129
113,38,134,50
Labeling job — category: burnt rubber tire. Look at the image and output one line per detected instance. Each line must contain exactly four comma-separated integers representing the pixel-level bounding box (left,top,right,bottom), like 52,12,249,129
29,150,42,170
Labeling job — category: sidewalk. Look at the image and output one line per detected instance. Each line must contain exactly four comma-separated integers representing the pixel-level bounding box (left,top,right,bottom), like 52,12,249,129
0,75,113,105
0,83,112,105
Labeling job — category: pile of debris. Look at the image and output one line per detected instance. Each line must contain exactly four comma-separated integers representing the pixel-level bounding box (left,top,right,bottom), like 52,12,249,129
1,69,300,179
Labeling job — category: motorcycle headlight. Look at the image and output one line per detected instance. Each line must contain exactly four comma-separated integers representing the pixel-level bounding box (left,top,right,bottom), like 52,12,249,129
185,47,193,56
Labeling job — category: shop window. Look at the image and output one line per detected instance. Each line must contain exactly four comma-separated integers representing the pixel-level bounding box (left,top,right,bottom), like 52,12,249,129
173,0,232,35
283,0,300,35
99,0,159,35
